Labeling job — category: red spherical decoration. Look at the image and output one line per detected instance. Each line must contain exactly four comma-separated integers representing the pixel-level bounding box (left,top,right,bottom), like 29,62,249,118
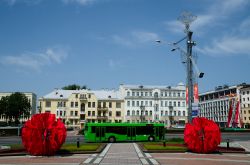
184,117,221,153
22,113,66,156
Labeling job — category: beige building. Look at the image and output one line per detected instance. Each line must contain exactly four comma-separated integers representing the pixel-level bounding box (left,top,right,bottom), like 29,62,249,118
39,89,124,129
240,86,250,128
0,92,37,122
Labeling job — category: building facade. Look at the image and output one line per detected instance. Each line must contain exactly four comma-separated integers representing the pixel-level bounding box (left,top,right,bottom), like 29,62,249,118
119,83,187,127
39,89,124,129
199,83,250,128
240,85,250,128
0,92,37,122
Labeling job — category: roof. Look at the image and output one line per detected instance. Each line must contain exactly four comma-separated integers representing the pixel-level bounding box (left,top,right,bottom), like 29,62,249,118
41,89,88,99
91,90,122,100
120,82,185,90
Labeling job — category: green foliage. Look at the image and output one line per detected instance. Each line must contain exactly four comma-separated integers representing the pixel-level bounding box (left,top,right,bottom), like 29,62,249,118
62,84,88,90
0,92,31,125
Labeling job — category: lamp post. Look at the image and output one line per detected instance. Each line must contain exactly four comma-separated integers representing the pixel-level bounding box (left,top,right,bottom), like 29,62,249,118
140,105,145,122
156,12,203,123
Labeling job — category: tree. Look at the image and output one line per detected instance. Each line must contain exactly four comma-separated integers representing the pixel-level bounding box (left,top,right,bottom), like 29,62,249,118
62,84,88,90
0,93,31,125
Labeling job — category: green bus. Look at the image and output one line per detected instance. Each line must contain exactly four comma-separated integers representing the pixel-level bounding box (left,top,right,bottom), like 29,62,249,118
84,122,165,143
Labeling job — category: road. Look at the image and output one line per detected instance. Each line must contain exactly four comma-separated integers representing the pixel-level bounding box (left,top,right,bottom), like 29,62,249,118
0,132,249,145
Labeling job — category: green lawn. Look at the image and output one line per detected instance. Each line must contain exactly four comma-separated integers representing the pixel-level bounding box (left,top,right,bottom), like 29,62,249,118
60,143,101,152
143,144,187,151
7,143,102,152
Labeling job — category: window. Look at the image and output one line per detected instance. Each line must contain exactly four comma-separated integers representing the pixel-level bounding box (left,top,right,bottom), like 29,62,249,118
183,111,186,116
141,101,143,106
161,111,163,116
109,102,112,108
150,101,152,107
132,92,135,96
75,111,78,116
145,101,148,106
149,92,152,96
127,110,130,116
57,111,59,116
137,101,139,106
127,101,130,107
178,111,181,116
103,102,106,108
88,111,91,116
92,102,95,108
75,94,78,98
132,110,135,116
169,101,172,106
92,111,95,116
136,110,139,115
98,102,101,108
127,91,130,96
70,111,73,116
149,111,152,116
132,101,135,106
141,92,143,96
109,111,112,116
178,92,180,97
116,111,121,117
64,111,66,116
88,94,91,98
116,102,121,108
178,102,180,107
45,101,51,107
165,101,168,107
174,111,176,116
145,92,148,96
71,102,74,107
88,102,91,108
173,92,176,97
165,111,168,116
75,102,78,107
145,110,148,116
161,101,163,107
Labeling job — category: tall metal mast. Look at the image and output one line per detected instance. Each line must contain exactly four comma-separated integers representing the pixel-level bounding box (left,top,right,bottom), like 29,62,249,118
178,11,197,123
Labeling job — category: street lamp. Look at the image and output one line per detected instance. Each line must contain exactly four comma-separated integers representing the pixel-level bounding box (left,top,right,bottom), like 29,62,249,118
156,12,203,123
140,105,145,122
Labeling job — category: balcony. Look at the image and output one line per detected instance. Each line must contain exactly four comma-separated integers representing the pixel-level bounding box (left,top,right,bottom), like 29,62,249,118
97,116,108,120
79,96,87,101
80,111,85,114
68,116,79,119
97,107,108,111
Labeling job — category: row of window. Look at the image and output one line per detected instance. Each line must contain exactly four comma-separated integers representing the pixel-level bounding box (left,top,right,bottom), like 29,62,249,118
126,110,186,116
242,91,250,95
87,111,121,117
242,97,250,102
127,91,185,98
126,100,185,107
56,110,78,116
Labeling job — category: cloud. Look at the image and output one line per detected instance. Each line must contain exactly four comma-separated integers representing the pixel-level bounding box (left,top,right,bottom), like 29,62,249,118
165,0,249,34
197,36,250,57
112,31,159,47
1,46,69,71
61,0,97,5
2,0,42,5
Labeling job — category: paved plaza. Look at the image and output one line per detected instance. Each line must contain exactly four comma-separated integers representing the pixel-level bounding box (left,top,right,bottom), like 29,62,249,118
0,142,250,165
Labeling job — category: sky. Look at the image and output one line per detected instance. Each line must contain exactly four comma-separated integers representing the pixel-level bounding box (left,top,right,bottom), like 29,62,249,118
0,0,250,98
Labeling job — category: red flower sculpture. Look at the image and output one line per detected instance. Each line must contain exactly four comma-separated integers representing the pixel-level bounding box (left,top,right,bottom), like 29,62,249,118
22,113,66,156
184,117,221,153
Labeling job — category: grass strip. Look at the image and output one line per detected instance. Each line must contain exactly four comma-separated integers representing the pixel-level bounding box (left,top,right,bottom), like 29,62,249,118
60,143,101,152
143,144,187,151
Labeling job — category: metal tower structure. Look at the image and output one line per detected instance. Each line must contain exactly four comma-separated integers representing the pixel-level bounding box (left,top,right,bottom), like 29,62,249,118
178,11,197,123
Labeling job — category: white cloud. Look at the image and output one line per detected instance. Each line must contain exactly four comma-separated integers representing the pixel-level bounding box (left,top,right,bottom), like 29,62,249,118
62,0,97,5
2,0,42,5
1,46,69,71
112,31,159,47
197,36,250,57
165,0,249,34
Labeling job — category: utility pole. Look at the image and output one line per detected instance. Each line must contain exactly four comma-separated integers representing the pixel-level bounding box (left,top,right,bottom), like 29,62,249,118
178,11,197,123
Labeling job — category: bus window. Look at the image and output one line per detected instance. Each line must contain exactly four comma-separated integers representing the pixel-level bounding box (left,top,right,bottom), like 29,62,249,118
106,126,127,135
91,126,96,133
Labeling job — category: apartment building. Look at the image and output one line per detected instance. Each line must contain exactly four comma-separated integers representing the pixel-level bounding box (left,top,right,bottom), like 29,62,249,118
0,92,37,122
119,83,187,127
39,89,124,129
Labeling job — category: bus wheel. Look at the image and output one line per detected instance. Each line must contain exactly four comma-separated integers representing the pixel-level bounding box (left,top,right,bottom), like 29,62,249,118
108,136,116,143
148,136,155,142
